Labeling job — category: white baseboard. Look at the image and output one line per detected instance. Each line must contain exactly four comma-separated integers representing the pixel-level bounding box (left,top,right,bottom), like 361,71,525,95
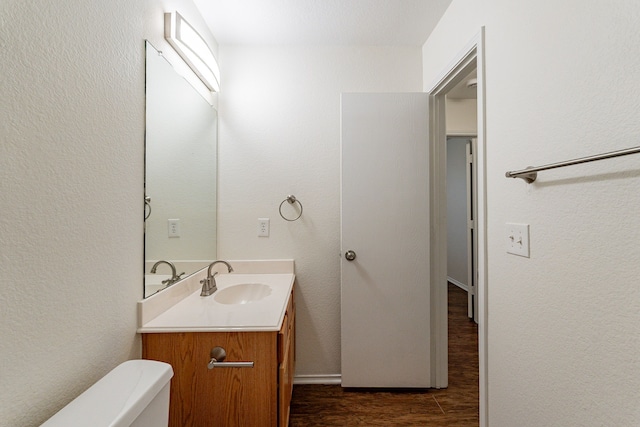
447,277,468,292
294,374,342,385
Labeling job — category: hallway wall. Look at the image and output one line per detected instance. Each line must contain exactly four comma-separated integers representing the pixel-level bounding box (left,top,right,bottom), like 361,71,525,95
423,1,640,425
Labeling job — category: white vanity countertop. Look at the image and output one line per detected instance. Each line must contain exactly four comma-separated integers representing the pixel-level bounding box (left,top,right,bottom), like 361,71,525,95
137,260,295,333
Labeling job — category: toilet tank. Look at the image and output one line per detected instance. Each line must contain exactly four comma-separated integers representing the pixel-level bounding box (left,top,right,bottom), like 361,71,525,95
41,360,173,427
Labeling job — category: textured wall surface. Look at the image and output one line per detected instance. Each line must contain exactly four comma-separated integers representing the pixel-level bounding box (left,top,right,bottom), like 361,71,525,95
0,1,144,425
0,1,217,425
423,0,640,425
217,46,423,377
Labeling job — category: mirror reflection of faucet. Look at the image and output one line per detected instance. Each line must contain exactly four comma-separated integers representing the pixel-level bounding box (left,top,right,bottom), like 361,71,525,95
150,260,185,286
201,260,234,297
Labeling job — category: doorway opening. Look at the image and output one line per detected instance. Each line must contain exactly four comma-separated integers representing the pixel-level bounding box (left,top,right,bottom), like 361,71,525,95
447,135,477,322
445,69,478,322
427,29,487,427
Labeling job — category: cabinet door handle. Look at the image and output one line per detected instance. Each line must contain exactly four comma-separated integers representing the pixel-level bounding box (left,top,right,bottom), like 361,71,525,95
208,361,254,369
208,346,254,369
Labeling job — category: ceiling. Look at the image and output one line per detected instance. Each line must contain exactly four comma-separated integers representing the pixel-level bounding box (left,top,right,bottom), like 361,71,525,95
193,0,453,46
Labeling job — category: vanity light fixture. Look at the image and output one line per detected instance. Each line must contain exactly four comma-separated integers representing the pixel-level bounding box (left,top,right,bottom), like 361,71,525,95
164,11,220,92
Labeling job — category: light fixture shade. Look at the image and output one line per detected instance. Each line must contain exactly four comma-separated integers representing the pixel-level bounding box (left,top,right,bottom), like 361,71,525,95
165,11,220,92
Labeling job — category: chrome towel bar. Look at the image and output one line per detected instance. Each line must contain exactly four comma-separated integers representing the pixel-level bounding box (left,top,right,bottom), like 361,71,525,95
506,145,640,183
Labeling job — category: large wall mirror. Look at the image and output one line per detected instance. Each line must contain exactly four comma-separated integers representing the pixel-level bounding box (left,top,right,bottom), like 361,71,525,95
144,41,217,297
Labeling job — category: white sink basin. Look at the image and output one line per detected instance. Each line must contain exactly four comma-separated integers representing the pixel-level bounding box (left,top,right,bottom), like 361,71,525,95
214,283,272,305
138,268,295,332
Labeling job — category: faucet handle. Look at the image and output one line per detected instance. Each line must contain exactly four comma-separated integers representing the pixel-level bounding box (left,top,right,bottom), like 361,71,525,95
163,272,186,286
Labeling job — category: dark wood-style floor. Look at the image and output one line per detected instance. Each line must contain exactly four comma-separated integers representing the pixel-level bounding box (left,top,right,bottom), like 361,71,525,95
289,283,479,426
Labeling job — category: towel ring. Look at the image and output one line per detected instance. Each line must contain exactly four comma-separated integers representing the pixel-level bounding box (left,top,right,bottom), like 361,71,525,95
279,195,303,221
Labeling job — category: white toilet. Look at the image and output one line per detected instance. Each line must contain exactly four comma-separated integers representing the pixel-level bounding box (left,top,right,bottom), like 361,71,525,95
41,359,173,427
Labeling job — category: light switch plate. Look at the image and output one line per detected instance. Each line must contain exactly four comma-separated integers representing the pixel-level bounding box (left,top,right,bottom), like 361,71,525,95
506,223,530,257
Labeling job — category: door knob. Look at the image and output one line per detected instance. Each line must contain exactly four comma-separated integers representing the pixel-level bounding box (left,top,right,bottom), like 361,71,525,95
345,250,357,261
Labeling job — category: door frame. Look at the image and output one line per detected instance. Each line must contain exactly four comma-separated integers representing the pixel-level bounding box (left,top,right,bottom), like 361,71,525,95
426,28,488,426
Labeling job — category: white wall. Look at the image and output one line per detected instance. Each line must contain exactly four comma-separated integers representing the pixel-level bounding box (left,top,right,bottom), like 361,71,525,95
0,1,216,425
446,98,477,134
424,1,640,425
217,46,423,377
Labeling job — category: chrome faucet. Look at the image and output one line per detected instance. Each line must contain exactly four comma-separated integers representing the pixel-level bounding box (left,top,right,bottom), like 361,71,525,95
150,260,184,286
200,260,234,296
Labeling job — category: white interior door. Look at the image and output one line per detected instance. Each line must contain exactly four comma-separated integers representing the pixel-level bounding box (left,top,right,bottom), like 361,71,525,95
340,93,431,388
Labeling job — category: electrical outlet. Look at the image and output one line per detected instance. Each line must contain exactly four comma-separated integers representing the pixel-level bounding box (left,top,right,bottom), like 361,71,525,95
258,218,270,237
168,219,181,237
506,223,529,257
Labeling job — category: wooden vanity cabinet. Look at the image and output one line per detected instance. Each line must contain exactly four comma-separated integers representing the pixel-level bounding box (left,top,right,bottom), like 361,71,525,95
142,289,295,427
278,289,295,427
